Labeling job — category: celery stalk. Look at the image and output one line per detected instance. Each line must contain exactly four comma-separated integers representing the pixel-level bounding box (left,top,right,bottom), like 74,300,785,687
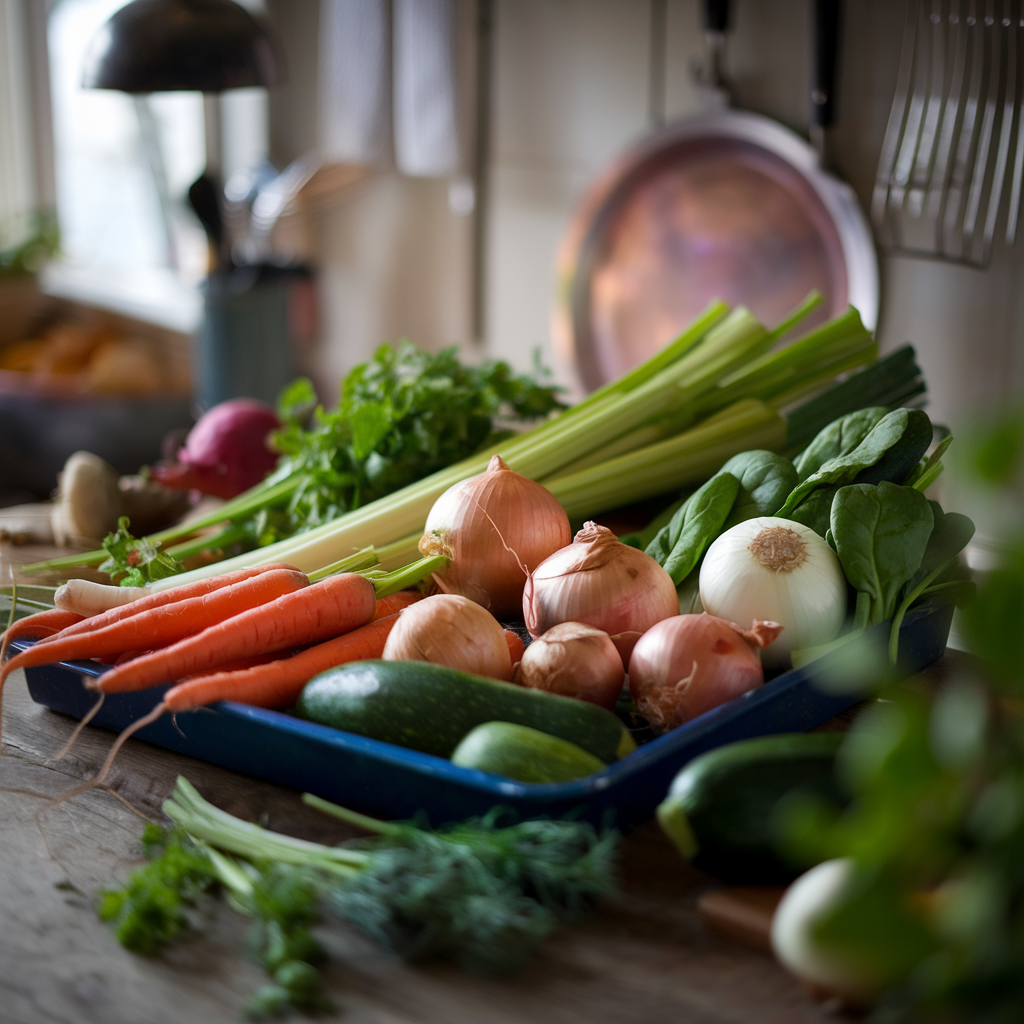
545,399,787,519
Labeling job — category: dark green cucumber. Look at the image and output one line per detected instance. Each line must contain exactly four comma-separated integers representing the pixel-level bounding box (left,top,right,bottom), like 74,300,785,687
657,732,845,884
298,660,636,763
451,722,607,783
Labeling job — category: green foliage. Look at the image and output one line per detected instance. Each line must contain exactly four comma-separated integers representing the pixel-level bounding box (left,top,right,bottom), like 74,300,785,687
240,864,333,1018
266,344,565,538
719,450,798,527
829,482,935,628
99,517,185,587
0,211,59,276
331,812,617,976
645,473,740,585
777,409,933,522
779,407,1024,1022
97,825,217,954
793,406,888,483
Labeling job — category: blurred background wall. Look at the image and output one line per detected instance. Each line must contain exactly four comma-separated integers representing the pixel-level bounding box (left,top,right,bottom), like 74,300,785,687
3,0,1022,430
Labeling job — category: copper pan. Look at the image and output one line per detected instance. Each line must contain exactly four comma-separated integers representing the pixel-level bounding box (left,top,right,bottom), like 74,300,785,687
554,2,878,392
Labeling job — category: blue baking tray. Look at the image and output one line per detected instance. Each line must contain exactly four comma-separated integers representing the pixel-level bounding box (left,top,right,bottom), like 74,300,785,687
17,602,953,829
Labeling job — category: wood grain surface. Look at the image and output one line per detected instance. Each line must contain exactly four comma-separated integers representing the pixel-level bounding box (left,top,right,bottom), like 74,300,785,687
0,664,841,1024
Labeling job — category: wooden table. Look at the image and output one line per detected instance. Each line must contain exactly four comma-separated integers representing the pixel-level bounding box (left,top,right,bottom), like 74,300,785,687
1,664,840,1024
0,541,892,1024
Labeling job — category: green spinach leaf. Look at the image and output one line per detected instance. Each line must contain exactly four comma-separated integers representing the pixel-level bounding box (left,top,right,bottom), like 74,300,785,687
777,409,932,519
786,485,838,537
830,482,934,627
793,406,888,482
645,473,740,584
719,450,797,527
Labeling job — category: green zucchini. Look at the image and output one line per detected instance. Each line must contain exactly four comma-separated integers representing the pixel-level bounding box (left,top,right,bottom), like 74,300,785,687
297,660,636,763
657,732,845,884
451,722,607,783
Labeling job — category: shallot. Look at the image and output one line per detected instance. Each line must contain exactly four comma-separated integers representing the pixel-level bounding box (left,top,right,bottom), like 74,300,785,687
628,613,782,732
515,622,624,709
523,522,677,639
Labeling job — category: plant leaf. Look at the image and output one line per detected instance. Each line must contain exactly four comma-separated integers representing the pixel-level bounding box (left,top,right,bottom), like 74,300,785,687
793,406,889,482
646,473,740,584
719,450,798,527
829,482,935,626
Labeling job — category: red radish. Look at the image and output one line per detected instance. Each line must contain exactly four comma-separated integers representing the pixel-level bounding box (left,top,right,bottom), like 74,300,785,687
628,614,783,733
151,398,281,499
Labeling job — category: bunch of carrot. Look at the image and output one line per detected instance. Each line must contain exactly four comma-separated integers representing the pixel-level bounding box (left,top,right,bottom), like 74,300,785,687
0,562,430,736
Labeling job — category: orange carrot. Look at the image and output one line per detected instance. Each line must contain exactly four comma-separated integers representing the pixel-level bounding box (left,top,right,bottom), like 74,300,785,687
92,573,377,696
35,562,303,647
0,568,309,687
162,612,401,712
371,589,422,621
1,609,83,646
504,628,525,667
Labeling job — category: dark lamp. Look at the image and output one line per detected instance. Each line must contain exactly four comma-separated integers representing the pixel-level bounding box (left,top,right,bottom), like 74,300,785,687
81,0,280,94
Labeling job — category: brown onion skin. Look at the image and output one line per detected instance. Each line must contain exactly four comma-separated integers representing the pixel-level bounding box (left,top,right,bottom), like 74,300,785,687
515,622,625,709
419,455,571,619
382,594,513,681
628,613,773,733
523,522,678,639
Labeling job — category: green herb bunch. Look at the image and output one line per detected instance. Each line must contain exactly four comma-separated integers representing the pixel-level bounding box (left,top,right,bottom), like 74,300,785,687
99,516,186,586
99,779,617,1015
780,407,1024,1022
97,824,218,954
332,812,617,976
264,344,565,541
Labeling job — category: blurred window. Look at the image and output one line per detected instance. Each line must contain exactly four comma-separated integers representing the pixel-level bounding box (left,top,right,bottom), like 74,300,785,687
45,0,268,326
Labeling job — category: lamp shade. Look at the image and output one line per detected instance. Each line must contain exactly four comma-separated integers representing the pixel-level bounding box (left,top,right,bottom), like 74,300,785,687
82,0,280,93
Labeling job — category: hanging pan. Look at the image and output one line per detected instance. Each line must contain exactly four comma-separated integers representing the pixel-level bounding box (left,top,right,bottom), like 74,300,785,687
554,0,878,391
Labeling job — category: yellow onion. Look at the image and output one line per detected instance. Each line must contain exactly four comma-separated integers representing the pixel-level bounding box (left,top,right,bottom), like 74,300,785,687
515,622,625,709
382,593,513,680
419,455,571,619
523,522,678,639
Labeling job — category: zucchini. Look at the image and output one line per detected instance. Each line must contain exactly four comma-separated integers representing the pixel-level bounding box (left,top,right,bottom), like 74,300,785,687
451,722,607,784
657,732,845,884
298,660,636,763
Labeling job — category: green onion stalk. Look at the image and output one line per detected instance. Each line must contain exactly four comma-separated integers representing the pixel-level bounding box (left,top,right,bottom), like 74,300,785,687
26,294,918,589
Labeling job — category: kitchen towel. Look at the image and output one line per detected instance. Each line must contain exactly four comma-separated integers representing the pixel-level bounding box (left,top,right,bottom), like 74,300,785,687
392,0,463,177
318,0,393,166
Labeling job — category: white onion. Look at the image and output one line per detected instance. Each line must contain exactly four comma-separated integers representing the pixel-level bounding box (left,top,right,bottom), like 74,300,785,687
699,517,846,670
515,622,625,709
382,594,513,680
419,455,571,619
771,859,880,1004
523,522,678,639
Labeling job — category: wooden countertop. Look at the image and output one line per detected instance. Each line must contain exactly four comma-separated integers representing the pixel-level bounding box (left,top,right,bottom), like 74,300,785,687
1,663,839,1024
0,540,957,1024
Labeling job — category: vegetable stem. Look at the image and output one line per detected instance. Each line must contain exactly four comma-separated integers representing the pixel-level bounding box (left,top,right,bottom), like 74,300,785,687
301,793,399,836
